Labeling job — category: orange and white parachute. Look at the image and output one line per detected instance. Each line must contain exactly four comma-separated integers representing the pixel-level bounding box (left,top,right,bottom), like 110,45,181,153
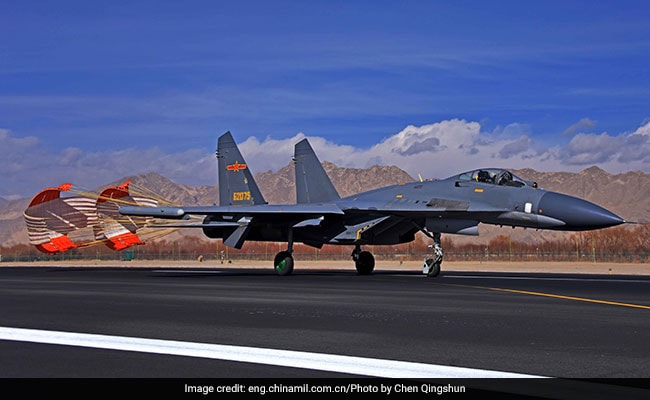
96,180,157,251
23,183,99,254
24,180,173,255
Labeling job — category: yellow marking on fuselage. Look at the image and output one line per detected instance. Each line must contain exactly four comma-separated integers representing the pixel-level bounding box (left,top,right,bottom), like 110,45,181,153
356,223,373,240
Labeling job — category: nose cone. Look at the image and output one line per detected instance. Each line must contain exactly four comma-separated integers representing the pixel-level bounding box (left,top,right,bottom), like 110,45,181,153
538,192,625,231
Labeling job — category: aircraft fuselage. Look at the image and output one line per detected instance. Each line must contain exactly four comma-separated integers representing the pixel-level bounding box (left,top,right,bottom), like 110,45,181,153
202,170,624,248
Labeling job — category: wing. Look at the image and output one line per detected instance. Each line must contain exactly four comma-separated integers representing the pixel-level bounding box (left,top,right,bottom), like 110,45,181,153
119,203,346,248
119,203,344,219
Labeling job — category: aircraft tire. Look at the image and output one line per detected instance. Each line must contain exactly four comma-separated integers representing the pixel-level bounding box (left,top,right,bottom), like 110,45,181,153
355,251,375,275
424,258,441,277
274,251,294,276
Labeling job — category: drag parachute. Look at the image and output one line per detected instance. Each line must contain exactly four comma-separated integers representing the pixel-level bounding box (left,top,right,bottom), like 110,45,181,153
96,180,157,251
24,180,171,256
23,183,99,254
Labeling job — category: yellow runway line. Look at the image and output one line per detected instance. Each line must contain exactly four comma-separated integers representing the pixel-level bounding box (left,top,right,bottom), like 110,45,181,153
447,284,650,310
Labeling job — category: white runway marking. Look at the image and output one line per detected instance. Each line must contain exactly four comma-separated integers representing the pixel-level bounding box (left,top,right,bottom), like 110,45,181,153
0,326,543,379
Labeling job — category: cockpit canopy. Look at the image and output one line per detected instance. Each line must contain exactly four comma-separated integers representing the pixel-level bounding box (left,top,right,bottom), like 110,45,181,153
448,168,536,188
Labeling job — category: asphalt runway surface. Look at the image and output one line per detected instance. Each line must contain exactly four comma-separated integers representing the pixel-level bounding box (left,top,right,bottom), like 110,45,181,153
1,265,649,397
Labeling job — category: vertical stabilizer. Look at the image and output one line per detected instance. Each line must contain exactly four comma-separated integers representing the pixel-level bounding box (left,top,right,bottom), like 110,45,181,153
217,132,266,206
293,138,340,204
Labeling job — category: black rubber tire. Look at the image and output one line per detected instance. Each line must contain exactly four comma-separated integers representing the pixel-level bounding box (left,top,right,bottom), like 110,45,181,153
355,251,375,275
424,258,441,277
273,251,294,276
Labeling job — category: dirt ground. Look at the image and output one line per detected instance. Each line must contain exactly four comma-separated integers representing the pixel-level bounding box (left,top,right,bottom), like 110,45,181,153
2,259,649,275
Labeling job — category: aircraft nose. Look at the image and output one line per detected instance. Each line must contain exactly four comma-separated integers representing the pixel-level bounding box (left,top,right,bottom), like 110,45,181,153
537,192,625,230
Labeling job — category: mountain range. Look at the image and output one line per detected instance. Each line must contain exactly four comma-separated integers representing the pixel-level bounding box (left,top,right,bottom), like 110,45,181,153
2,163,647,248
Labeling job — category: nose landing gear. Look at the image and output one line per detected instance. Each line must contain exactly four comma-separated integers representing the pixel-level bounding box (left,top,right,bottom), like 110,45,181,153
422,233,443,277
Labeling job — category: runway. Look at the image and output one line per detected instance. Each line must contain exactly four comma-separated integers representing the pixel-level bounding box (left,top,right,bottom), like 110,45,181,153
0,265,649,395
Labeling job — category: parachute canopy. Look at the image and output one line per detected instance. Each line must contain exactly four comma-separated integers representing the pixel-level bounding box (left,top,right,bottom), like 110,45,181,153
24,180,168,255
23,183,98,254
96,180,157,251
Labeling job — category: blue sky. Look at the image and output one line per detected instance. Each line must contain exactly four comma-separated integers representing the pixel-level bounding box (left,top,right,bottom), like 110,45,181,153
1,1,650,200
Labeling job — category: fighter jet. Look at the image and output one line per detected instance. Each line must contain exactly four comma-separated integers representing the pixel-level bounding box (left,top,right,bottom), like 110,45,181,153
120,131,626,277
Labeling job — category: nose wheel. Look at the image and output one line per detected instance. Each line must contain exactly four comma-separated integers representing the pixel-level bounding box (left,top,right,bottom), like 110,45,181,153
422,233,443,277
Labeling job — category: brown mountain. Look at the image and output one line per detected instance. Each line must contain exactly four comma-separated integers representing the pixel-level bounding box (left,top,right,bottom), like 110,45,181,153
107,173,220,206
2,165,648,248
256,161,414,203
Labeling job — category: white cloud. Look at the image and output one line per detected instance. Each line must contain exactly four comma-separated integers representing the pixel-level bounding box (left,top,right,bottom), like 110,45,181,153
633,121,650,137
559,122,650,169
497,136,532,159
237,119,650,179
563,132,623,165
238,134,305,173
3,119,650,200
0,131,218,200
563,117,597,136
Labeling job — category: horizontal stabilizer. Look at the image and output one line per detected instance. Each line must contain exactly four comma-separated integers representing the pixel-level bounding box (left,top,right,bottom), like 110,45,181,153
120,204,345,218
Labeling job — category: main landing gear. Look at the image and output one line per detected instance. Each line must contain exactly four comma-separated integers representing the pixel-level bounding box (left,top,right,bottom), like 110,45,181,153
271,229,442,278
352,244,375,275
273,250,294,276
274,243,376,276
274,229,295,276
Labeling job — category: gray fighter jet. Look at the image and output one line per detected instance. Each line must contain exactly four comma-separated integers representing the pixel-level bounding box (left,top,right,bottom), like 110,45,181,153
120,131,625,277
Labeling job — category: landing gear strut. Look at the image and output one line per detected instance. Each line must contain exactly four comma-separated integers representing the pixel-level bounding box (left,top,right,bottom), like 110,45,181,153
422,233,443,277
274,229,294,276
352,244,375,275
